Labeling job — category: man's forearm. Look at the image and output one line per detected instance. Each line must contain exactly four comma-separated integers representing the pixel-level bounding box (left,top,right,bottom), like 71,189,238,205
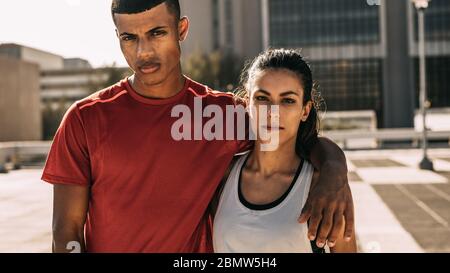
52,227,86,253
52,184,89,253
309,137,348,180
299,137,355,247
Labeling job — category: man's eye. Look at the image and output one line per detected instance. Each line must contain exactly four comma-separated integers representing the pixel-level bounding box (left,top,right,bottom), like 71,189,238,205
152,30,167,37
122,36,135,41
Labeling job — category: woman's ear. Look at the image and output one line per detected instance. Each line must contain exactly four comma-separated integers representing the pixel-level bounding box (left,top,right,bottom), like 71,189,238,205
301,101,313,122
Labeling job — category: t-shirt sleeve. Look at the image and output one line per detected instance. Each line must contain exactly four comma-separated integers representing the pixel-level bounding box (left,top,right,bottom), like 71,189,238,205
235,139,254,155
41,103,91,186
232,95,255,155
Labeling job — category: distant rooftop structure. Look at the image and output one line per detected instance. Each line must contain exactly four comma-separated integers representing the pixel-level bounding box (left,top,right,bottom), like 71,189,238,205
0,43,64,70
63,58,92,70
0,43,92,71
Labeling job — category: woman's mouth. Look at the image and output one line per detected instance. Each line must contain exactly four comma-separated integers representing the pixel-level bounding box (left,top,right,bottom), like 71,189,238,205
264,125,284,131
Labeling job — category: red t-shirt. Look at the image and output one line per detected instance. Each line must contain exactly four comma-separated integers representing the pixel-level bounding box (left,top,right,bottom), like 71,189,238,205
41,77,251,253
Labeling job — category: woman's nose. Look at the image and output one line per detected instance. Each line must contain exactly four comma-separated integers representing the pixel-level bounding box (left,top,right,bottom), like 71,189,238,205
268,105,280,119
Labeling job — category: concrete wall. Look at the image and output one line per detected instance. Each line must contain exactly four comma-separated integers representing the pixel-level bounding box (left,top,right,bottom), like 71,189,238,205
180,0,262,60
180,0,214,58
0,56,42,141
218,0,262,60
240,0,263,60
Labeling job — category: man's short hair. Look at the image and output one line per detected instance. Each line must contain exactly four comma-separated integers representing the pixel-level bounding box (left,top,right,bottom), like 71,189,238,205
111,0,181,22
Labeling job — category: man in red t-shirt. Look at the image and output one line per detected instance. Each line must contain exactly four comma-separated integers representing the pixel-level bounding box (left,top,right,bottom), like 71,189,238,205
43,0,354,253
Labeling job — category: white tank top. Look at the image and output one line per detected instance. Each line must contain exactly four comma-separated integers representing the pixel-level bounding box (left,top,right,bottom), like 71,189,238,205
214,153,325,253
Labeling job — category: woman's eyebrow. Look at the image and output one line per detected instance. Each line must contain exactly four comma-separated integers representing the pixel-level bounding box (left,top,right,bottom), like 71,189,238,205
255,89,271,96
280,91,300,97
255,90,300,97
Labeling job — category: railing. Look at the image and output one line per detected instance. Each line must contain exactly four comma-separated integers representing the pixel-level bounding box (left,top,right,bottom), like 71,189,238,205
0,141,51,173
323,129,450,149
1,129,450,172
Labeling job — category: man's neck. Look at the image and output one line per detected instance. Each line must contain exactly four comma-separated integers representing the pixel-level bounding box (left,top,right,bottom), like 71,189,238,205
129,69,185,100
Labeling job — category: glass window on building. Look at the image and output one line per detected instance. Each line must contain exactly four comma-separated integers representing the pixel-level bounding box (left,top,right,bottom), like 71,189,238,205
412,0,450,109
312,59,383,119
414,57,450,109
269,0,381,47
413,0,450,41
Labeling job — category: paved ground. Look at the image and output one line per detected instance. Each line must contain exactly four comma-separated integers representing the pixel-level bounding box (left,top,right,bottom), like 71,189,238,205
0,168,52,253
347,148,450,253
0,148,449,253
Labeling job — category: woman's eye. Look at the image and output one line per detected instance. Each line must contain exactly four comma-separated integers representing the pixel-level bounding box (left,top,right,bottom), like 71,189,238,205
282,98,296,104
255,96,269,101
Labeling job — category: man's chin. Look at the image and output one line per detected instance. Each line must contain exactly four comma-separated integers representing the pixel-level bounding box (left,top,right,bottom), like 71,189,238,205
135,72,165,87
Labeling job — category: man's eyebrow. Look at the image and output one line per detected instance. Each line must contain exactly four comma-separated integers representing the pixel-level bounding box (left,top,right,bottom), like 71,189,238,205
146,26,169,34
119,26,168,37
119,32,136,37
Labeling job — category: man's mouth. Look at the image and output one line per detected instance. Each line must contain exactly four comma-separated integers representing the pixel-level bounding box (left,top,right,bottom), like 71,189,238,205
138,63,161,74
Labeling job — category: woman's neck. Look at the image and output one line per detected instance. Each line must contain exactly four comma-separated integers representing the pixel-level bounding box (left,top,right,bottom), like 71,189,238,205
249,139,301,176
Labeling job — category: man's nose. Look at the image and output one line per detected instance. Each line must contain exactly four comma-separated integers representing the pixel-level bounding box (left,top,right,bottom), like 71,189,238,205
137,38,155,59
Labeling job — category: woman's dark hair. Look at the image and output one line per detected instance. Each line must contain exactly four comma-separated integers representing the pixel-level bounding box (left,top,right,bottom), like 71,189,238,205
239,48,321,160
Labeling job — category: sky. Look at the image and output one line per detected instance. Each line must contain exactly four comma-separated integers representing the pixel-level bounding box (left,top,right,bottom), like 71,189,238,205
0,0,128,68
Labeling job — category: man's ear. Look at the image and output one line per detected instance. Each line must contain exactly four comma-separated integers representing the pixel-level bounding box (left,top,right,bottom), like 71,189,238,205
178,16,189,42
302,101,313,122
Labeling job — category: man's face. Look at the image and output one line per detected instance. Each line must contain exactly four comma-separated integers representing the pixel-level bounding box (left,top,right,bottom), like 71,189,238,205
114,3,188,86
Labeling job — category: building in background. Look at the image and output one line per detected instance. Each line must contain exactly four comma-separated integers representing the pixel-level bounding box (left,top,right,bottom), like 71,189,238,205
180,0,263,61
262,0,450,128
0,43,130,140
63,58,92,70
0,56,41,141
408,0,450,110
40,66,130,108
1,0,449,136
180,0,449,129
179,0,263,91
0,43,64,71
179,0,215,56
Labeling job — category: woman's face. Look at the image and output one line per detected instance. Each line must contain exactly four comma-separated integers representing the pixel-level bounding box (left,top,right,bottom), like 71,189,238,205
248,68,312,149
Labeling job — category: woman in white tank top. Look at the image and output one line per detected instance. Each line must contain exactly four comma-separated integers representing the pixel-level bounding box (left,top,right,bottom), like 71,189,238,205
213,49,356,253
